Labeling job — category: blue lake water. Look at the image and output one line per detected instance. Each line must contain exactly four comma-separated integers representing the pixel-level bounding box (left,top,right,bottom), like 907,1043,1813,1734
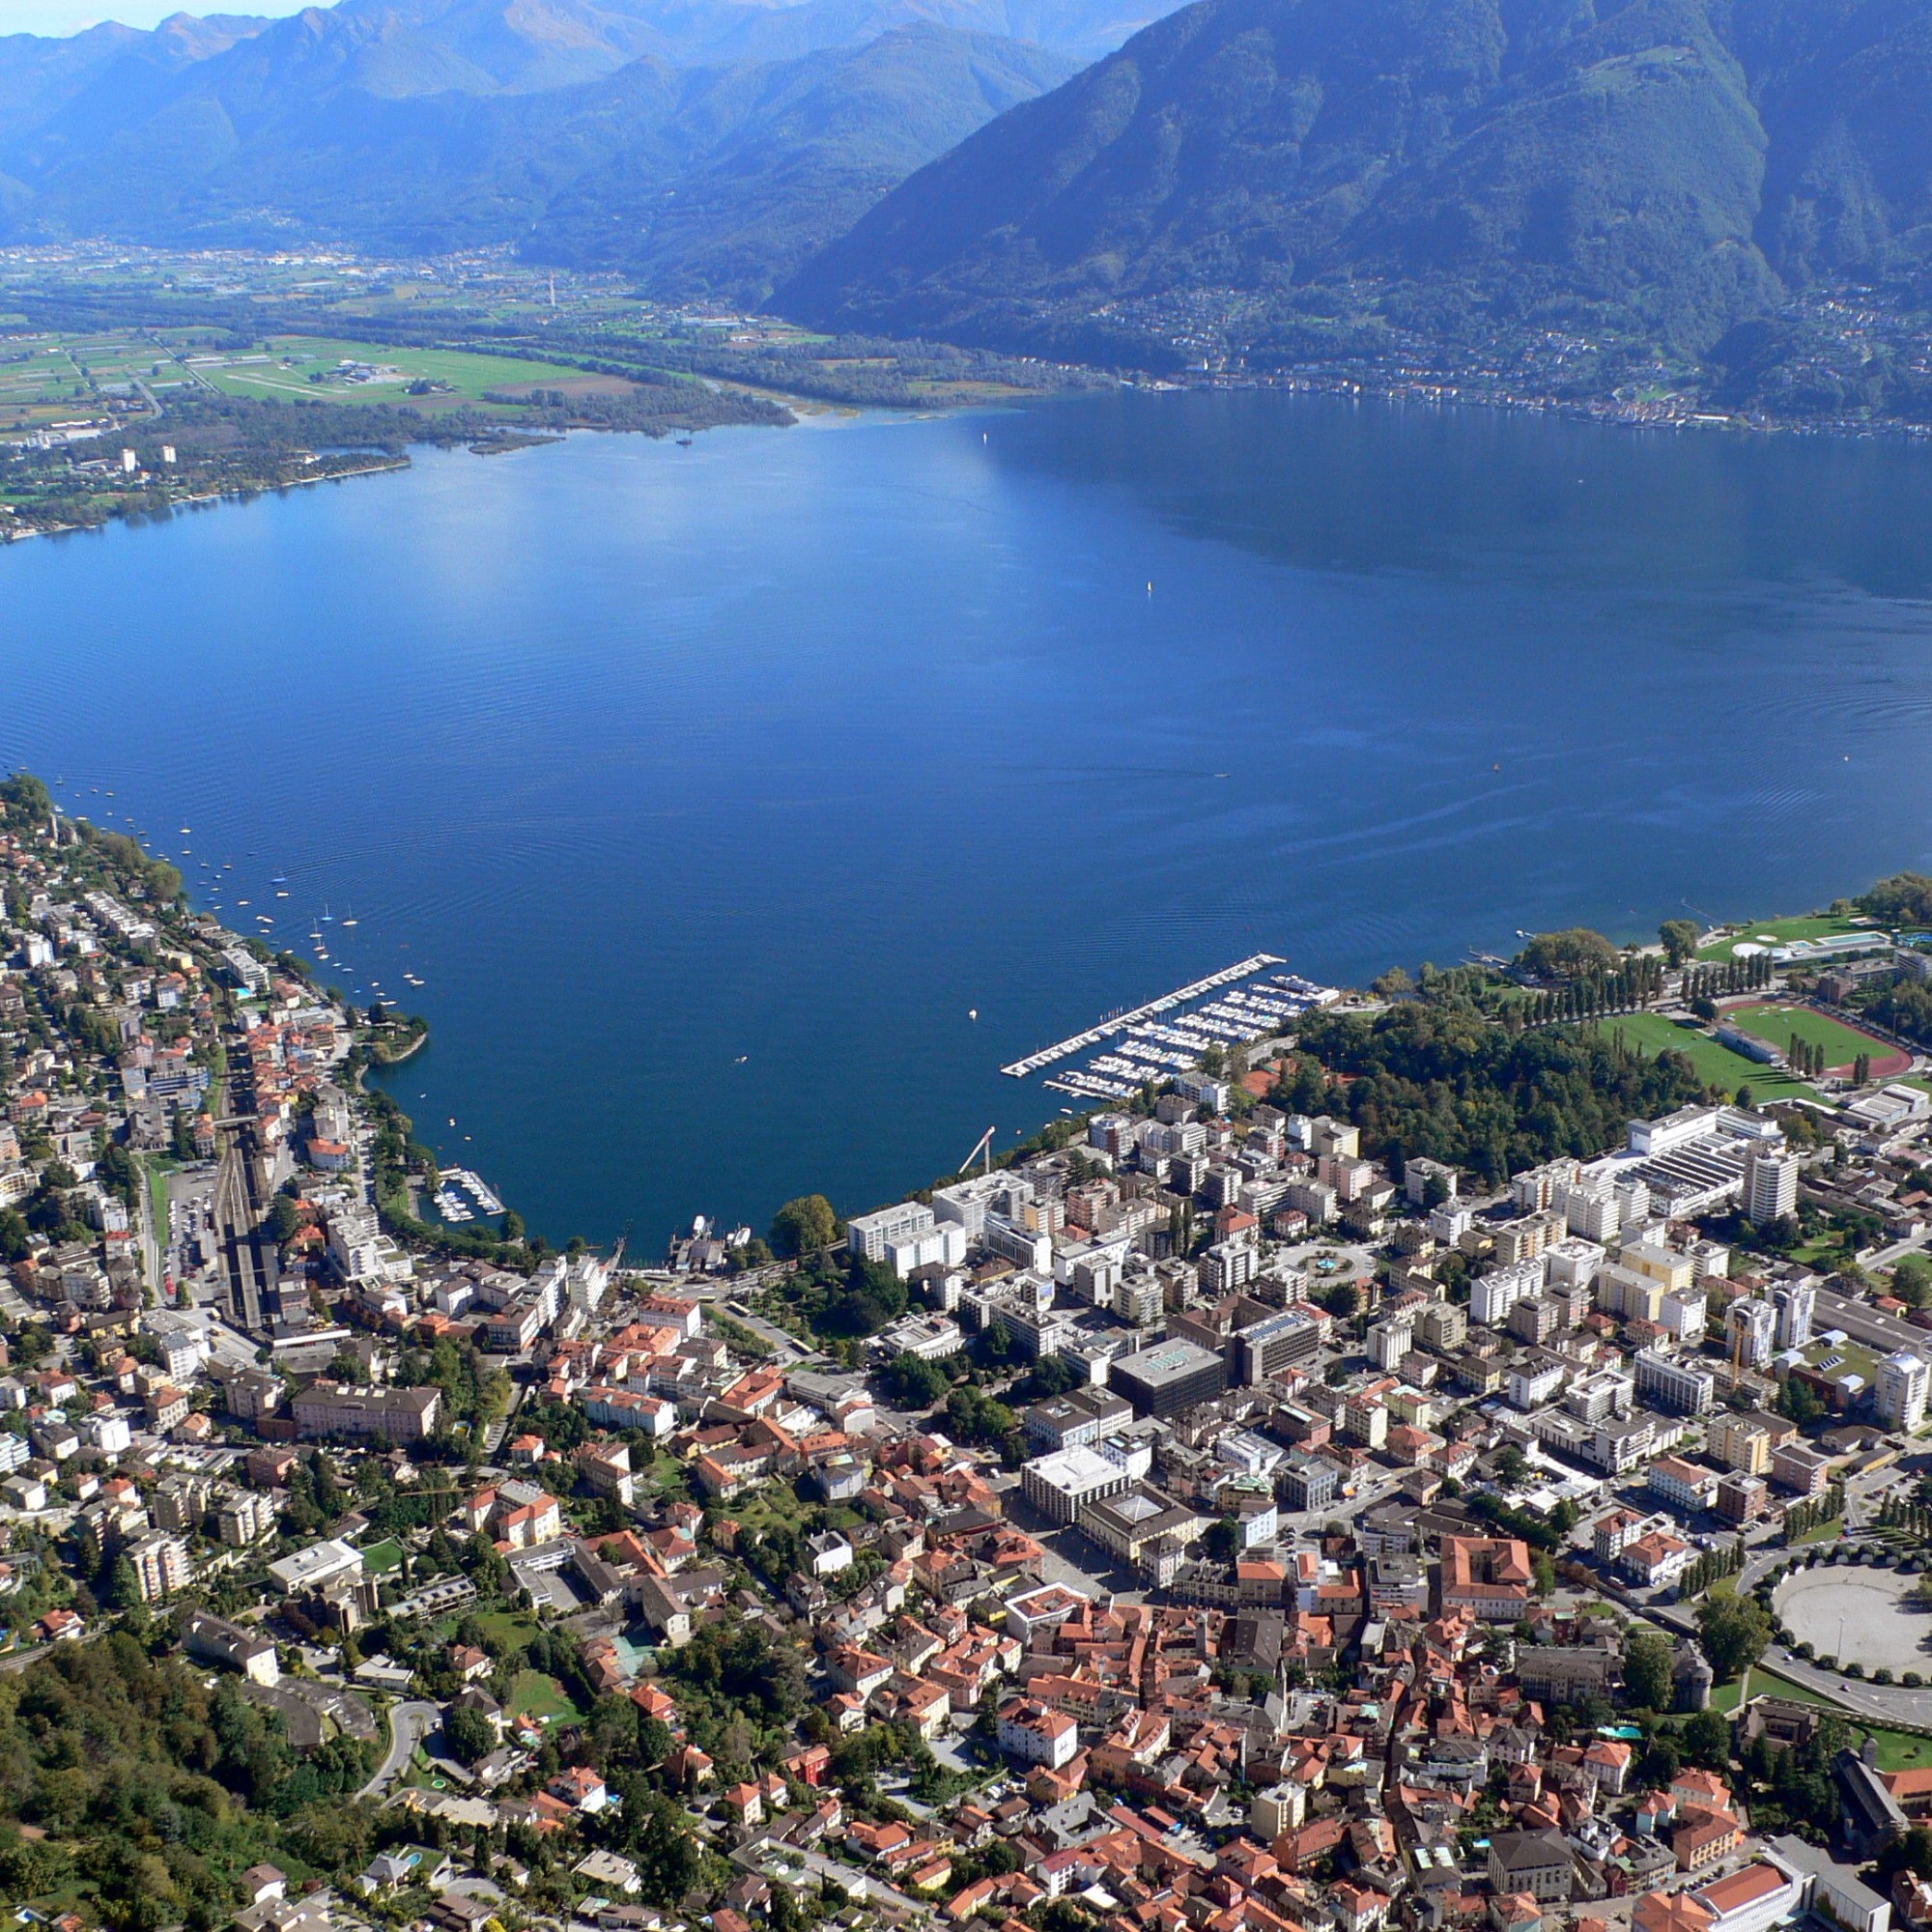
8,390,1932,1249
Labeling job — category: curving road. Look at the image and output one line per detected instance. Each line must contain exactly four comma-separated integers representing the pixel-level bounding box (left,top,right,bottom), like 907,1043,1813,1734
360,1698,440,1799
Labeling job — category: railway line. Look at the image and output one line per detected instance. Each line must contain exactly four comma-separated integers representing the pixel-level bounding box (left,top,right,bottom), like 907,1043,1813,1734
213,1076,277,1336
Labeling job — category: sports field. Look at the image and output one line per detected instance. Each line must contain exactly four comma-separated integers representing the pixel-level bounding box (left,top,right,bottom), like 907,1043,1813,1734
1697,916,1870,962
1596,1012,1817,1100
1722,1002,1909,1078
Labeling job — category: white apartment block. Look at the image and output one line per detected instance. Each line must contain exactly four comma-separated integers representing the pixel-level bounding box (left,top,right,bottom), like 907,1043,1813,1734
1775,1279,1816,1351
883,1220,968,1279
1726,1298,1777,1370
1472,1258,1545,1329
1546,1236,1605,1292
1634,1348,1716,1415
1658,1288,1710,1345
1880,1350,1930,1434
1022,1444,1133,1523
846,1200,937,1263
1745,1146,1803,1226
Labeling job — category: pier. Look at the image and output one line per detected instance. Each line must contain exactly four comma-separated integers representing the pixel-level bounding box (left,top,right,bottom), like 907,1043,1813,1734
1000,952,1287,1077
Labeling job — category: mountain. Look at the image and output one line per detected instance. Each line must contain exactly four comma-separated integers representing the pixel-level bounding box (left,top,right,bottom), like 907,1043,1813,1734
525,27,1077,298
781,0,1932,372
0,11,1071,297
0,0,1152,132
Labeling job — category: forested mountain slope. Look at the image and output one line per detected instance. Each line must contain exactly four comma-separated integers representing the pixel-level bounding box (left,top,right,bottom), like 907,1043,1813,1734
782,0,1932,383
0,7,1070,302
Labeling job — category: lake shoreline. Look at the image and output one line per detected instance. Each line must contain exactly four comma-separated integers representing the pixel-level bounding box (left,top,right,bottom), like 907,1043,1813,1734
11,392,1932,1249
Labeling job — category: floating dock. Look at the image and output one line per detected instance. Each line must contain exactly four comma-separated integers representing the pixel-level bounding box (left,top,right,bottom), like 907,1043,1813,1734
1000,952,1287,1077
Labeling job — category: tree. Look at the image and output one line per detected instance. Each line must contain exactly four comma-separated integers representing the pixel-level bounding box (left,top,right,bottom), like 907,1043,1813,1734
443,1704,497,1765
1493,1445,1530,1490
0,770,52,820
1681,1708,1732,1771
1516,928,1620,980
1777,1376,1827,1428
771,1194,840,1259
1623,1632,1675,1712
877,1351,951,1408
1320,1278,1361,1319
1661,920,1700,968
1894,1255,1932,1311
1880,1826,1932,1883
1697,1592,1771,1683
629,1786,703,1905
1204,1519,1242,1563
1859,874,1932,927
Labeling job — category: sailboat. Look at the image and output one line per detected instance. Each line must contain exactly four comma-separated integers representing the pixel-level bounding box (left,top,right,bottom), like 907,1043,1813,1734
341,907,359,927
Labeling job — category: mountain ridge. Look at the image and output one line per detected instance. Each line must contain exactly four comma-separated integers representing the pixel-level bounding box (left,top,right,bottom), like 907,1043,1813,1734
0,9,1074,301
780,0,1932,380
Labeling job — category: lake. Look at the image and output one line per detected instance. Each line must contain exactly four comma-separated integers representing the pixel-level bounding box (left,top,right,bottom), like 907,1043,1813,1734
7,389,1932,1250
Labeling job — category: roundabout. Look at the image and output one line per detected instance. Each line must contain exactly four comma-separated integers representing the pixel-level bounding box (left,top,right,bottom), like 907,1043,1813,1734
1776,1563,1932,1673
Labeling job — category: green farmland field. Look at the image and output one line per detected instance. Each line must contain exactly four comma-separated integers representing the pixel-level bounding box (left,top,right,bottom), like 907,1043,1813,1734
191,335,619,410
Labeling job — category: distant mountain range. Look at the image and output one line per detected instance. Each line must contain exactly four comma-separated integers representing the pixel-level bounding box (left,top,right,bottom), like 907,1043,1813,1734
0,0,1113,298
783,0,1932,381
9,0,1932,407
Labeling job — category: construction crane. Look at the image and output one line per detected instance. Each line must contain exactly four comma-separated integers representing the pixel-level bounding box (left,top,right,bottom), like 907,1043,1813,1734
960,1125,997,1177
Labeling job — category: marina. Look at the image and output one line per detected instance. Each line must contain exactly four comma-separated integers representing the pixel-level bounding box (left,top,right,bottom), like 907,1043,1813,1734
1012,955,1340,1103
431,1165,506,1224
999,953,1287,1077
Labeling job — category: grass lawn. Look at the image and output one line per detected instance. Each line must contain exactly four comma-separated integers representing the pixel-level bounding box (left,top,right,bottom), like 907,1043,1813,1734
1698,917,1868,962
360,1538,405,1576
147,1160,171,1244
1791,1517,1846,1546
470,1607,538,1652
1870,1726,1932,1770
1723,1002,1895,1073
1712,1670,1748,1715
1751,1666,1855,1711
193,334,611,410
1871,1727,1932,1771
732,1485,809,1536
1594,1011,1818,1101
1747,1668,1932,1763
509,1668,584,1725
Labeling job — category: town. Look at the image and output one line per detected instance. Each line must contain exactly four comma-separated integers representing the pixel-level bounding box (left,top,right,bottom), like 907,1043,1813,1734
12,768,1932,1932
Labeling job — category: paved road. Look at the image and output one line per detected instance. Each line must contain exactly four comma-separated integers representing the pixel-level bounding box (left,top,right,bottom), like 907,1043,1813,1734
1864,1233,1932,1272
360,1698,440,1799
1753,1642,1932,1726
478,1385,523,1462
